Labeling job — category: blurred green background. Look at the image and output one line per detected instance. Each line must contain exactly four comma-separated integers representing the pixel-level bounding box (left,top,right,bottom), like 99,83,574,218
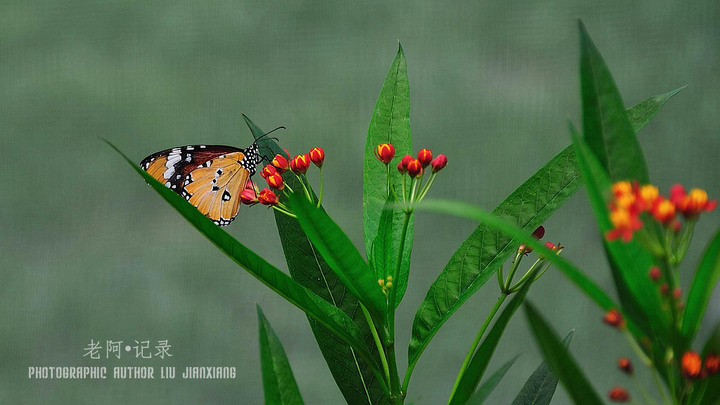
2,1,719,403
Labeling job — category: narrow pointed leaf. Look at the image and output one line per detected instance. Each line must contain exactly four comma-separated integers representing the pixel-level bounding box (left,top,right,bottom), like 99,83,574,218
363,44,414,306
290,193,388,320
682,227,720,342
467,355,520,405
580,20,649,183
258,306,305,405
243,115,387,404
524,302,604,405
107,140,379,375
570,127,670,338
407,91,678,372
511,330,574,405
449,275,538,405
626,86,686,131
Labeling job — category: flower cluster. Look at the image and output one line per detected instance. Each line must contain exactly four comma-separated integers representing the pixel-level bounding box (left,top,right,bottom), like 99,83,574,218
374,143,448,212
606,182,716,242
497,226,562,295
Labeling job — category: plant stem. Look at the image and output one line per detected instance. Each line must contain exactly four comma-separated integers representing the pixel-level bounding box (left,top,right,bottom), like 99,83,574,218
317,167,324,207
417,172,437,201
361,303,392,389
448,294,507,402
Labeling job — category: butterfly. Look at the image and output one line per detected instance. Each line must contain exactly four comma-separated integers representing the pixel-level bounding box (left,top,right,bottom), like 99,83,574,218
140,128,283,226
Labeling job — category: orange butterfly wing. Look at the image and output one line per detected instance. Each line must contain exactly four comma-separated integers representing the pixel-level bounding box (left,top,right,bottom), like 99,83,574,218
181,152,251,226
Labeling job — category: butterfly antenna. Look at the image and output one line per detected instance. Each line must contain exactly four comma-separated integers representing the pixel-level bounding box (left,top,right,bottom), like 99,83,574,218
254,126,286,143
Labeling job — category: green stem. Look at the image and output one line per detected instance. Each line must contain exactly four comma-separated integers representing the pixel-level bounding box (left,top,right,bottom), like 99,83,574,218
448,294,507,403
650,367,672,405
271,205,296,218
317,167,324,208
503,252,528,292
417,172,438,201
508,260,550,293
409,177,419,204
360,303,392,390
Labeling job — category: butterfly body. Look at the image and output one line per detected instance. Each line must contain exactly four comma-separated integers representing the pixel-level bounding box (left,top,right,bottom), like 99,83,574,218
141,143,262,226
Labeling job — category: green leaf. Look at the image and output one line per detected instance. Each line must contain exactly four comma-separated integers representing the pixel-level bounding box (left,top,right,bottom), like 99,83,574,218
579,20,649,183
511,330,574,405
106,139,379,375
257,306,305,405
524,302,604,405
682,227,720,343
290,193,387,320
466,355,520,405
363,44,414,306
406,90,679,374
626,86,686,132
570,126,670,339
449,275,539,405
243,115,388,405
371,197,412,307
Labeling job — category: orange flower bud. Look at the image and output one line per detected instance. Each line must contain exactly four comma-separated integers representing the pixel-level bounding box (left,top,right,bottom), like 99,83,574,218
375,143,395,164
651,198,676,225
430,154,448,173
240,188,258,205
272,154,289,173
608,387,630,402
261,164,277,179
406,158,423,178
266,172,284,190
309,147,325,167
603,309,625,329
705,354,720,376
258,188,278,206
649,266,661,282
417,148,433,167
682,351,703,379
639,184,660,208
671,185,717,218
618,357,633,375
290,154,310,174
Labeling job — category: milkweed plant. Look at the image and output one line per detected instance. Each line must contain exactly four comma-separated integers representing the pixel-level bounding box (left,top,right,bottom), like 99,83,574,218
109,21,720,405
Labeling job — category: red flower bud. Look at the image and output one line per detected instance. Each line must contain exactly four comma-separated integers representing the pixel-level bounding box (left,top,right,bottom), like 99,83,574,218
519,226,545,254
618,357,633,375
245,180,258,191
417,148,433,167
603,309,625,329
309,147,325,167
608,387,630,402
240,188,258,205
682,351,703,379
266,172,284,190
398,154,413,172
406,158,423,178
430,154,448,173
272,154,289,173
673,288,682,300
705,354,720,376
375,143,395,164
649,266,661,282
290,154,310,174
660,283,669,296
261,164,277,179
258,188,278,206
